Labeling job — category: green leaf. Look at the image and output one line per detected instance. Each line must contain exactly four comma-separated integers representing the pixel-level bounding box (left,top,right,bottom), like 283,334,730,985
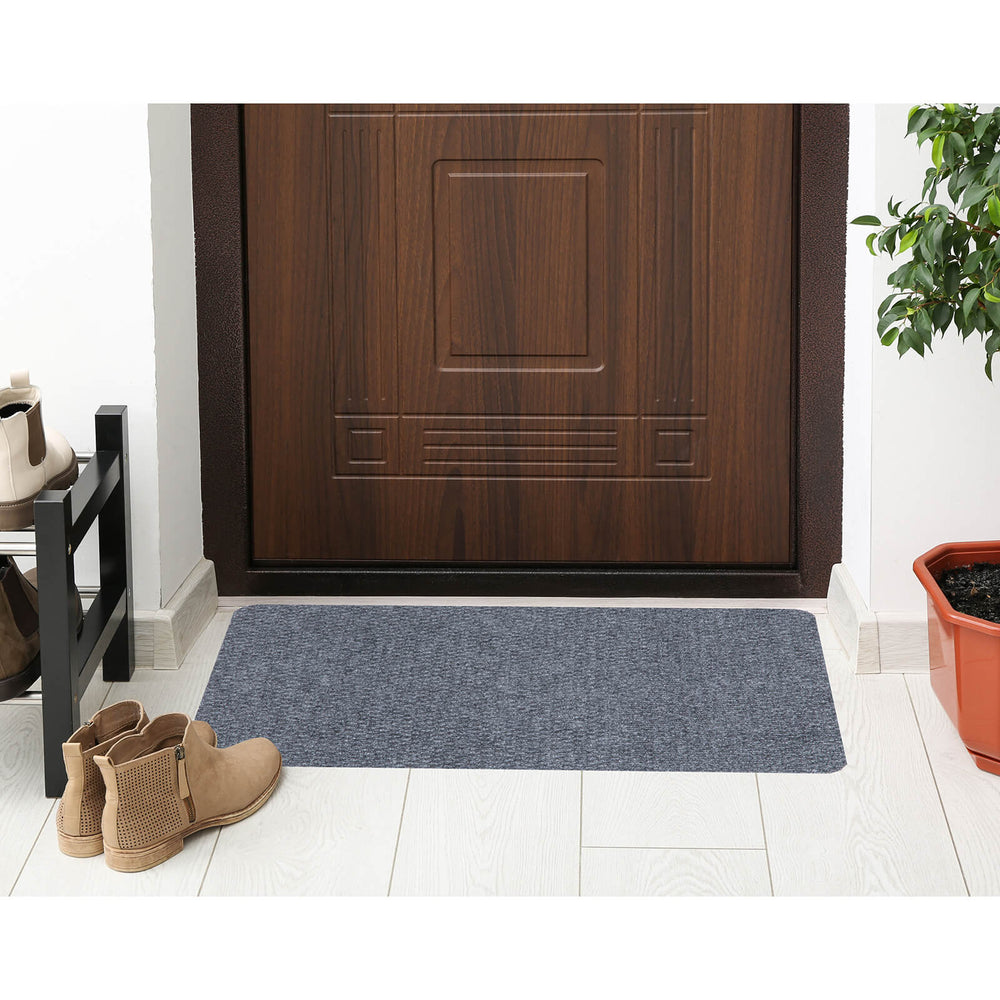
963,287,981,319
988,353,995,381
963,250,985,276
986,331,1000,365
907,107,929,135
932,133,945,170
913,308,933,339
898,228,919,253
880,328,899,346
984,289,1000,304
985,299,1000,327
944,262,961,297
918,125,940,146
914,262,935,292
944,103,956,114
877,293,898,317
961,183,990,209
975,114,991,142
929,220,945,261
851,215,882,226
985,150,1000,184
866,232,878,256
989,194,1000,227
947,131,966,160
933,302,953,331
904,327,926,356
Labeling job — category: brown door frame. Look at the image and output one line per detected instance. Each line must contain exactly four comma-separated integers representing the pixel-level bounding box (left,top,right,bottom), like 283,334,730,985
191,104,847,598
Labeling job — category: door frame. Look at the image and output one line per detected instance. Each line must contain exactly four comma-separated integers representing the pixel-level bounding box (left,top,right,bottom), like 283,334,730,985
191,104,847,598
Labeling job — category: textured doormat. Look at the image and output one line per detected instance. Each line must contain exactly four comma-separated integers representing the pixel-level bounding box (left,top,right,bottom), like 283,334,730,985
197,606,846,773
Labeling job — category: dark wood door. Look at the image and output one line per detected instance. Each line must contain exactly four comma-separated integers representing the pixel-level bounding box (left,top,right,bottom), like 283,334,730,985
244,104,794,564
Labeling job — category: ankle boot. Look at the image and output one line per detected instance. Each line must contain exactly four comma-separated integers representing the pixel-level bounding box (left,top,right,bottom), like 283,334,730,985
0,555,40,701
0,556,87,704
95,713,281,872
0,369,78,530
56,701,217,857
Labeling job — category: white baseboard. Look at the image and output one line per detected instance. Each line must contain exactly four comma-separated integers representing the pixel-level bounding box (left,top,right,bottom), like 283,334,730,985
874,611,929,672
133,558,218,669
826,563,880,674
826,563,931,673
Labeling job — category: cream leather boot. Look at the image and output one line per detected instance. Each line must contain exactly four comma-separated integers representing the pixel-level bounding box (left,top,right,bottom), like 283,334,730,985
95,713,281,872
56,702,218,857
0,369,78,530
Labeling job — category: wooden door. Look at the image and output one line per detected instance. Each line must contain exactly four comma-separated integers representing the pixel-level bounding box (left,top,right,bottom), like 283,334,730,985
244,104,794,565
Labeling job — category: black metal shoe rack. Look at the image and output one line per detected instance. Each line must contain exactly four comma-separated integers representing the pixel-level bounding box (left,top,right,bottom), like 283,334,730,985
1,406,136,796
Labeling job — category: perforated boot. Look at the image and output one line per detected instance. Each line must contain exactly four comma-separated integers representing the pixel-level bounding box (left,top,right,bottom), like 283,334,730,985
56,701,149,857
56,702,217,858
0,369,78,530
95,713,281,872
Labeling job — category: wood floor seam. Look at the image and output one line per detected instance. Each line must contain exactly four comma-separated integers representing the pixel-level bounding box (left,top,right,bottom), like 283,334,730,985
387,769,412,897
903,675,971,896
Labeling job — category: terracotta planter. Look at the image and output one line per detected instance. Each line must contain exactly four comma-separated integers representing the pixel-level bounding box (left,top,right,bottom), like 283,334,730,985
914,541,1000,775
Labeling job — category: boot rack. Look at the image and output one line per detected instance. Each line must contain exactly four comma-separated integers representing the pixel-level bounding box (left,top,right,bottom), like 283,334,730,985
1,406,135,796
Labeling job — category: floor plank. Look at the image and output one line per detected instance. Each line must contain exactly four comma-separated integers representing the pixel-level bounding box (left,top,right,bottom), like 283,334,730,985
906,674,1000,895
758,650,966,895
390,769,580,896
583,771,763,849
0,707,54,895
200,767,409,896
581,847,771,896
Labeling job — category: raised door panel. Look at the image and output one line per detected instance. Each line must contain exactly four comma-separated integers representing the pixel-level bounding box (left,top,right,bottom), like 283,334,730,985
394,110,638,417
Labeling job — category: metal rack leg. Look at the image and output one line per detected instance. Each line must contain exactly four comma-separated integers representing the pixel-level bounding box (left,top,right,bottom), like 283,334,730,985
97,406,135,683
35,490,79,798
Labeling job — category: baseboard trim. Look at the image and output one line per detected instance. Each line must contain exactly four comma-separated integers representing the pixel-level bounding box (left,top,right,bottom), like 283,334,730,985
134,558,218,669
826,563,880,674
874,611,929,672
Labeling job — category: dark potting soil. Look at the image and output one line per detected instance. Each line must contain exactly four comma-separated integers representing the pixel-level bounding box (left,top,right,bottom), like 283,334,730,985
937,563,1000,624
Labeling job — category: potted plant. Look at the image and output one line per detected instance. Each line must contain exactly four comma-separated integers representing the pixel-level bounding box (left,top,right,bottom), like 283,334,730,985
853,103,1000,773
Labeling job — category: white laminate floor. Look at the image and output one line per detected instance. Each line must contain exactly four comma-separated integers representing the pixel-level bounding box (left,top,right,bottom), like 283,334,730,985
0,599,989,896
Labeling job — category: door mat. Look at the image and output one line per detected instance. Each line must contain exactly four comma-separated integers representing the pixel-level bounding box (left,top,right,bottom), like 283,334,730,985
197,606,846,773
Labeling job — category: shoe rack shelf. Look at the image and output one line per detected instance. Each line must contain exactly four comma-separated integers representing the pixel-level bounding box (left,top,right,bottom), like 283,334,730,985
0,406,136,796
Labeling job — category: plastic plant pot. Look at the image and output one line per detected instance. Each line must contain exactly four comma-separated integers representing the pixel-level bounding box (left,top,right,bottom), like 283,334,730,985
914,541,1000,776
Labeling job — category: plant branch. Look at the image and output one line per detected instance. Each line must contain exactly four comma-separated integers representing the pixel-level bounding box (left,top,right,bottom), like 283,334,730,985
947,212,1000,238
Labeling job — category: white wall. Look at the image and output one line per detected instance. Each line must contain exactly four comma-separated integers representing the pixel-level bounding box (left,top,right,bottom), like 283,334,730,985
848,104,1000,614
842,104,876,606
148,104,204,604
0,104,161,610
0,104,204,612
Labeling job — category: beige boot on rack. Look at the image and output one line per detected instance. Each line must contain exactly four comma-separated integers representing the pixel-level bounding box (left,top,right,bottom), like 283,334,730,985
0,369,78,530
95,713,281,872
56,701,218,858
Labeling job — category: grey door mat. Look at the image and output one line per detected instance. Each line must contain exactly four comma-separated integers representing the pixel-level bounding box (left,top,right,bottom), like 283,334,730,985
197,606,846,773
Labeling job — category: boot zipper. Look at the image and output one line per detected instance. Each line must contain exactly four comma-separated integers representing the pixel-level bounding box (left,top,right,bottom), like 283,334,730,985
175,746,195,822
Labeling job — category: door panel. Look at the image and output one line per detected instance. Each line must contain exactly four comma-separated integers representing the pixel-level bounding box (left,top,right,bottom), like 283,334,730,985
245,104,794,565
395,111,636,416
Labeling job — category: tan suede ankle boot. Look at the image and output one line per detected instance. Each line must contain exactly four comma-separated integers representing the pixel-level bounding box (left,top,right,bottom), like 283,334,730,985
56,700,149,857
56,702,217,858
95,713,281,872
